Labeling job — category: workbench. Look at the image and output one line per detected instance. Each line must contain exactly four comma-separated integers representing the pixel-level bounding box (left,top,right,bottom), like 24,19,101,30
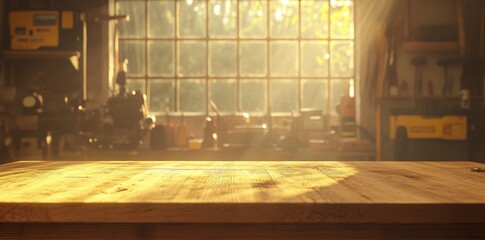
0,161,484,239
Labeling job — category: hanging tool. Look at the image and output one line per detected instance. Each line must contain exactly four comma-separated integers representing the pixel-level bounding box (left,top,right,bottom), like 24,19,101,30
438,58,459,97
411,57,427,98
427,81,434,97
461,58,485,100
385,27,399,96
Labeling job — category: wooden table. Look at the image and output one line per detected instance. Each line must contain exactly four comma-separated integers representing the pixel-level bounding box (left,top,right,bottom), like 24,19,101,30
0,161,484,239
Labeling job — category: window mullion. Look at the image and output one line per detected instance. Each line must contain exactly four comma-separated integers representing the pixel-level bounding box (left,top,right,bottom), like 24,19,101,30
236,0,241,112
174,0,178,112
327,0,332,118
144,0,149,109
206,0,209,116
266,0,270,116
298,0,302,112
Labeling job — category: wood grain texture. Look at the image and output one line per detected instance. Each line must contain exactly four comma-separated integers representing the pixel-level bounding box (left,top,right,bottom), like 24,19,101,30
0,161,484,223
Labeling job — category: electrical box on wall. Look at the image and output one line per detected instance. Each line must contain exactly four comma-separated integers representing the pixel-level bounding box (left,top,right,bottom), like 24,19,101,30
9,11,80,50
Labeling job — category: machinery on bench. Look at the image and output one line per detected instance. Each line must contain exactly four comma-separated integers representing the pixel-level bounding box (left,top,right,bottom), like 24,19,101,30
5,7,147,154
3,9,83,159
80,60,153,150
77,13,153,150
390,57,485,160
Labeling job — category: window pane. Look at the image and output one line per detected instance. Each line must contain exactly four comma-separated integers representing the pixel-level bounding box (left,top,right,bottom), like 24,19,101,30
149,80,175,112
301,0,329,38
210,41,237,76
178,41,206,77
270,80,298,113
330,41,354,77
301,41,329,77
178,0,207,38
330,79,352,115
240,0,267,38
240,79,266,113
240,41,267,77
302,80,328,111
210,79,237,113
126,79,145,94
209,0,237,38
179,79,206,112
117,1,145,38
119,40,145,77
270,0,298,38
148,41,174,76
148,0,175,38
330,0,354,38
270,41,298,77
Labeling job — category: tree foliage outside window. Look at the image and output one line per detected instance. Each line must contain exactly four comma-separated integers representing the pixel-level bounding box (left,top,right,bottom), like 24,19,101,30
116,0,354,115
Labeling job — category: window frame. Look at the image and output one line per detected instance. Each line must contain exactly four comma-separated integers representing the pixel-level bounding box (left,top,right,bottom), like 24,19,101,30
114,0,355,116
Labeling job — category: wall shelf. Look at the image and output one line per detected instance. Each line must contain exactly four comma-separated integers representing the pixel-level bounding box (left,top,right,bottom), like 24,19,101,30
3,50,81,70
3,50,80,60
379,96,463,100
401,41,460,53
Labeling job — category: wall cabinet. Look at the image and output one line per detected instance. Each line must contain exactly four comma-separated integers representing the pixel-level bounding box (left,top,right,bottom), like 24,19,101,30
403,0,464,53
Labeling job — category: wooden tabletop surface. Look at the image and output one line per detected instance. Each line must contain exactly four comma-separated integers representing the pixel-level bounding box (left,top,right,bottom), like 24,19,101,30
0,161,484,224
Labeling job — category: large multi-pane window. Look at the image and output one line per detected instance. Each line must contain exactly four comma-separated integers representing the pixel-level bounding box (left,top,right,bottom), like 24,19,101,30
116,0,354,115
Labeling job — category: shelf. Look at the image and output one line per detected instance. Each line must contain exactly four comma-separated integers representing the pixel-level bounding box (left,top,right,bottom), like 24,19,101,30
3,50,80,60
2,50,80,70
401,41,460,53
379,96,462,101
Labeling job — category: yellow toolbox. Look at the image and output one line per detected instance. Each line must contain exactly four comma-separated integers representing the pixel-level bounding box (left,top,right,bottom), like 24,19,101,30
9,11,75,50
390,115,467,141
